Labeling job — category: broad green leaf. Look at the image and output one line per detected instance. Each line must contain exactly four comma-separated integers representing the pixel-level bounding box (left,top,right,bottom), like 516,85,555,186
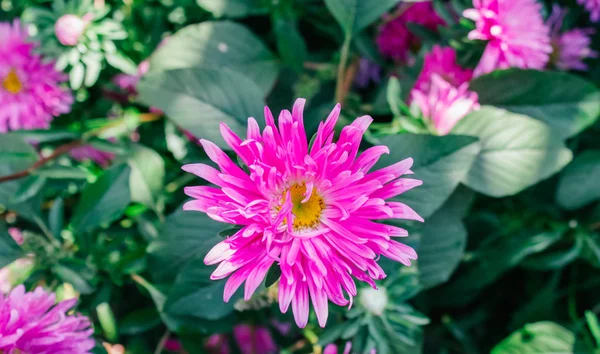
53,263,95,294
164,256,240,320
556,150,600,210
439,231,561,306
196,0,267,18
410,187,473,289
138,68,264,149
127,144,165,211
71,164,131,234
470,69,600,138
452,107,573,197
70,62,85,90
491,322,574,354
119,308,162,336
0,134,43,221
149,21,279,94
274,17,308,72
147,207,224,282
375,133,480,218
0,223,22,268
324,0,401,37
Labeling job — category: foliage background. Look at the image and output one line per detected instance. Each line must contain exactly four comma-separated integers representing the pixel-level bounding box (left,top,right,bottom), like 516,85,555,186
1,0,600,353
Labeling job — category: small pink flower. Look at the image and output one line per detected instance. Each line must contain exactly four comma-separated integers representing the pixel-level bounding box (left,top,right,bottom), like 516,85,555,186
464,0,552,76
164,338,183,352
578,0,600,22
377,2,445,61
8,227,23,245
413,46,474,92
547,6,598,71
411,75,480,135
0,285,95,353
70,144,115,166
324,342,376,354
55,14,92,46
233,324,277,354
0,21,72,132
183,98,421,328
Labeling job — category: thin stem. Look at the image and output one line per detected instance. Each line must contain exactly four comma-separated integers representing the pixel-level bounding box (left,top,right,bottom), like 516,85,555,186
154,329,171,354
335,34,352,104
33,215,59,246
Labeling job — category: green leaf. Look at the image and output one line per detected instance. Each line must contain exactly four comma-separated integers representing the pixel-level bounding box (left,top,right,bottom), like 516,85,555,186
0,134,43,221
491,322,574,354
452,106,573,197
164,256,240,320
11,175,46,204
70,62,85,90
324,0,401,37
127,144,165,211
49,198,64,240
53,263,95,294
149,21,279,94
71,164,131,234
34,165,88,179
6,129,78,143
556,150,600,210
196,0,267,18
119,308,162,336
410,187,473,289
386,77,403,117
138,68,264,149
105,51,138,75
274,17,308,72
96,302,118,342
147,207,225,282
0,223,22,268
521,235,583,271
265,264,282,287
470,69,600,138
374,133,480,218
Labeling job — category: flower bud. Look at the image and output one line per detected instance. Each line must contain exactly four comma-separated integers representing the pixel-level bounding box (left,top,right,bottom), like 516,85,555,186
55,14,89,46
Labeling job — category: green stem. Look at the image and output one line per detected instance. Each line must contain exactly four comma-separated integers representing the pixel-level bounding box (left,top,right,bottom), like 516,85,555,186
335,34,352,104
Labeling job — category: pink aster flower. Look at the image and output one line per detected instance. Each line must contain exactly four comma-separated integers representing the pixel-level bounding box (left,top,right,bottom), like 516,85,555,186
0,285,95,353
377,2,445,61
463,0,552,76
547,6,598,71
0,20,73,132
183,98,421,328
578,0,600,22
413,46,474,92
411,74,480,135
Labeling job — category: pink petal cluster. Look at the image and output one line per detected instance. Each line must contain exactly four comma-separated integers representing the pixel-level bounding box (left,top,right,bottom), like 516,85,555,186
578,0,600,22
205,324,277,354
464,0,552,76
547,6,598,71
55,14,91,46
411,46,479,135
324,342,376,354
0,285,95,353
411,75,480,135
183,98,421,328
376,2,445,61
0,21,73,132
70,144,115,166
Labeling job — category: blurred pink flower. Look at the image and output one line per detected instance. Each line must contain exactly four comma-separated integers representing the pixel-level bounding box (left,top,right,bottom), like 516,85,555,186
324,342,376,354
547,5,598,71
8,227,23,245
464,0,552,76
55,14,92,46
411,74,480,135
70,144,115,166
206,325,276,354
164,337,183,352
113,59,150,95
413,46,474,92
377,2,445,61
0,21,73,132
183,98,421,328
578,0,600,22
0,285,95,353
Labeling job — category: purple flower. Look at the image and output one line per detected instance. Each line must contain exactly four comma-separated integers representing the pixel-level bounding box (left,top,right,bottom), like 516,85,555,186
0,21,73,132
547,6,598,71
354,59,381,88
578,0,600,22
70,144,115,167
205,324,277,354
464,0,552,76
0,285,95,353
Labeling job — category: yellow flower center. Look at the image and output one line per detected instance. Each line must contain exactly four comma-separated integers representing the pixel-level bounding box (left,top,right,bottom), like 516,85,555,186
288,183,324,230
2,69,22,94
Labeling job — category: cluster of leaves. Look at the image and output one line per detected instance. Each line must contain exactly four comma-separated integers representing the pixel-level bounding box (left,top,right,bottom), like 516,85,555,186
1,0,600,353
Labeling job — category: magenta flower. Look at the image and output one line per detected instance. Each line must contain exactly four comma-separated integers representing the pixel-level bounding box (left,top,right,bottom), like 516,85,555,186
55,14,92,46
578,0,600,22
324,342,376,354
206,325,277,354
0,21,73,132
0,285,95,353
463,0,552,76
7,227,23,245
413,46,474,92
183,98,421,328
70,144,115,167
547,6,598,71
377,2,445,61
411,74,480,135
